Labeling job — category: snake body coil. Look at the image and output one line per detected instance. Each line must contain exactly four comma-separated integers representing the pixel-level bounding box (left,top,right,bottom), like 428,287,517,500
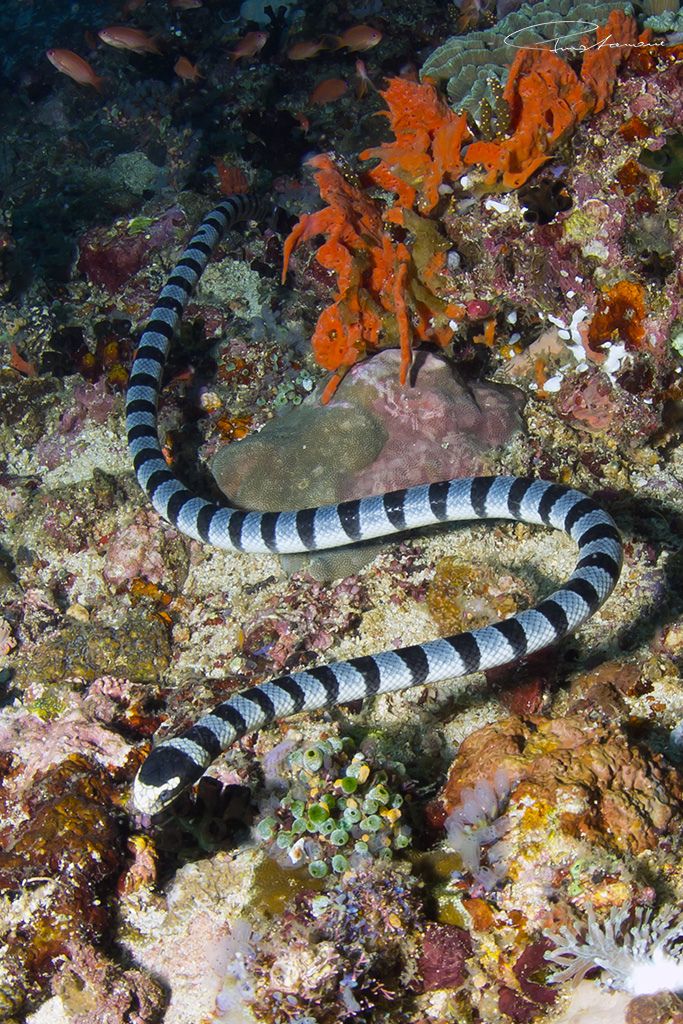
127,195,623,816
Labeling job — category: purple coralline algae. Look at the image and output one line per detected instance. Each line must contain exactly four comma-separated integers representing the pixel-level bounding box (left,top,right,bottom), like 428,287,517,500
78,207,187,295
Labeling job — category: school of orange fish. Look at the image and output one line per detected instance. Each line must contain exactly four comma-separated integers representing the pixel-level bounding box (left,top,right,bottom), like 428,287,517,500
45,9,382,108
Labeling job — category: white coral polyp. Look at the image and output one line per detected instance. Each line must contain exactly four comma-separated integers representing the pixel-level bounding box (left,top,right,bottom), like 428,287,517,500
444,768,514,888
627,948,683,996
544,905,683,996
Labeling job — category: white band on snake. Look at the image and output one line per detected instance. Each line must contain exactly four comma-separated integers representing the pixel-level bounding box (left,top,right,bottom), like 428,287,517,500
126,195,623,816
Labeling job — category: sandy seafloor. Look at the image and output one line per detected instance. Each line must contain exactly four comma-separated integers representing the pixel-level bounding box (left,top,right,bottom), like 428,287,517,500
1,0,683,1022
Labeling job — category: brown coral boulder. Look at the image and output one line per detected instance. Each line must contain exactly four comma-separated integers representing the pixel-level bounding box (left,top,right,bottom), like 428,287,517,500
214,350,523,507
213,350,523,580
439,713,683,858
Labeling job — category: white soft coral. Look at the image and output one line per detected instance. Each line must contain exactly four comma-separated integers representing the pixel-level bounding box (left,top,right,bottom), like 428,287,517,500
443,768,514,889
544,904,683,996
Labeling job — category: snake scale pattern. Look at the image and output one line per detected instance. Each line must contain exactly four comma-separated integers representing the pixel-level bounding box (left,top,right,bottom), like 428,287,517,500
127,193,623,815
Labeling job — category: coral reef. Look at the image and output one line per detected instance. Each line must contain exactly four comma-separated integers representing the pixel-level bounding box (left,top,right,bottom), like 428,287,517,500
418,923,473,992
8,608,172,691
0,0,681,1018
224,862,426,1023
283,9,661,404
78,207,185,294
463,11,649,189
282,154,465,399
444,768,515,890
438,711,683,862
421,0,635,114
639,130,683,189
358,77,470,213
544,904,683,996
52,941,167,1024
426,556,532,633
0,755,156,1019
212,349,524,574
254,735,412,878
419,706,683,1018
102,506,190,590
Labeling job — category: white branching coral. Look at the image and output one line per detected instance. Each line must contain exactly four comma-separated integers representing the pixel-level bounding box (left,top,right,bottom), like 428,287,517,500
544,904,683,996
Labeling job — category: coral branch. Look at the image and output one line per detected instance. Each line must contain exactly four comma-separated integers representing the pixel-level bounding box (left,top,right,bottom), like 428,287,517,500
282,11,646,393
465,11,649,189
359,77,470,213
282,154,463,400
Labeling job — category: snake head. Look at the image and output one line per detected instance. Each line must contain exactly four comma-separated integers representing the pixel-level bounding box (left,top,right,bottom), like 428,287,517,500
132,738,211,816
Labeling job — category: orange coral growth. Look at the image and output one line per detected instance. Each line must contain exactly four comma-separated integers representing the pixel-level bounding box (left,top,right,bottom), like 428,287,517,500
465,11,647,189
214,159,249,195
282,154,463,400
614,158,648,195
282,12,645,394
216,413,252,440
9,343,38,377
587,280,647,356
464,49,591,189
581,10,642,113
618,116,649,142
473,318,496,348
359,77,470,212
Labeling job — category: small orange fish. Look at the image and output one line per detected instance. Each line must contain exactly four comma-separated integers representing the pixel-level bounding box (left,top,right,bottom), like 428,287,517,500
46,48,106,91
286,39,326,60
293,111,310,134
174,56,202,81
228,30,268,62
309,77,347,105
169,0,202,8
98,26,161,55
333,24,382,52
354,57,375,98
121,0,146,14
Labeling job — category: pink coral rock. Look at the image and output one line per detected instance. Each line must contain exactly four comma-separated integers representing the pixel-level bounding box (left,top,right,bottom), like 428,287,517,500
212,351,523,578
103,508,189,589
213,349,523,510
439,713,683,859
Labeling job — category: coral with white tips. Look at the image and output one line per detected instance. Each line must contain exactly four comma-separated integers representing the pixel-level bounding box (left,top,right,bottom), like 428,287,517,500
544,905,683,996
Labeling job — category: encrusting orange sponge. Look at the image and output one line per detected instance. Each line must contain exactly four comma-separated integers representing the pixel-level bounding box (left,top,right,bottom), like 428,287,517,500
464,10,649,189
282,11,650,398
282,155,464,402
359,77,471,213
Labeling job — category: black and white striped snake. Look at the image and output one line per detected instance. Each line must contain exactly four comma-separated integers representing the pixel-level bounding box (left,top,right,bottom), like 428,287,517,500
127,193,623,815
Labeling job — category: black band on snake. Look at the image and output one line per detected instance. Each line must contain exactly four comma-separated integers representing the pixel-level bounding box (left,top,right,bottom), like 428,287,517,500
125,194,623,816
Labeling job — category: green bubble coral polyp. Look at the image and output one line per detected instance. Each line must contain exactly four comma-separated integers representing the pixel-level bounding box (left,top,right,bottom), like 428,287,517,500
254,737,412,878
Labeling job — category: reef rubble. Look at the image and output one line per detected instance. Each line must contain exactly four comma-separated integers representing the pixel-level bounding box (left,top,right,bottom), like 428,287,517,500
0,0,681,1021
